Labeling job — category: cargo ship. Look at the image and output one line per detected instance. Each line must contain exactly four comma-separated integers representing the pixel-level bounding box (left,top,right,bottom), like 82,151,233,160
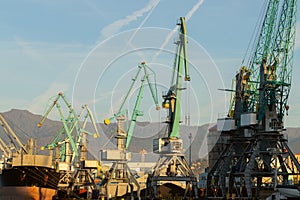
0,153,60,200
0,113,60,200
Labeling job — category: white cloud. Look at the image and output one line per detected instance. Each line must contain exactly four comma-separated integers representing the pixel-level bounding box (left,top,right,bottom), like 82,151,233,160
101,0,160,38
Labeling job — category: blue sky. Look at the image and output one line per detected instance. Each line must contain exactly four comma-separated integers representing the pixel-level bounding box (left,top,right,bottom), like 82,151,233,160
1,0,300,127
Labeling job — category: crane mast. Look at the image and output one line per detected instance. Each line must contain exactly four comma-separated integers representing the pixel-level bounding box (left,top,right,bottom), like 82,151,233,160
146,17,198,199
243,0,280,115
126,75,146,148
264,0,297,124
126,63,160,148
207,0,299,199
243,0,297,126
163,17,190,139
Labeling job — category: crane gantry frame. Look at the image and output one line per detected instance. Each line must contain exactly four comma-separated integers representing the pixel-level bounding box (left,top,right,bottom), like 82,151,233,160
207,0,299,199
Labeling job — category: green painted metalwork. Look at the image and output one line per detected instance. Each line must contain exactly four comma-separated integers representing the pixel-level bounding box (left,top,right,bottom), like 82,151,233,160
126,64,160,148
105,62,160,149
56,101,79,162
245,0,280,114
238,0,298,125
38,93,99,164
125,75,146,149
38,93,79,162
163,17,190,139
269,0,298,122
256,0,298,123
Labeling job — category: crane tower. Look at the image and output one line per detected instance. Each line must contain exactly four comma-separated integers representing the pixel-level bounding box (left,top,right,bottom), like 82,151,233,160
146,17,198,199
100,62,160,199
207,0,299,199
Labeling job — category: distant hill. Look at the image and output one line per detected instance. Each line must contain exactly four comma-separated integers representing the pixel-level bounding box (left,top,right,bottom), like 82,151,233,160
283,127,300,154
1,109,62,151
1,109,299,163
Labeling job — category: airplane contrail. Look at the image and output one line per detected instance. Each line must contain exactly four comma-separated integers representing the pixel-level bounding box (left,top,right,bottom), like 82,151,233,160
101,0,160,38
152,0,204,61
125,0,160,60
185,0,204,21
127,0,160,45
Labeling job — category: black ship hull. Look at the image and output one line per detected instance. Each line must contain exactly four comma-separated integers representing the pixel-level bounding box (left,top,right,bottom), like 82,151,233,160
0,165,60,200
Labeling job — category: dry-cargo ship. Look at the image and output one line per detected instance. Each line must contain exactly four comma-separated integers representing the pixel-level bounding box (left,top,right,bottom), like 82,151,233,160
0,153,60,200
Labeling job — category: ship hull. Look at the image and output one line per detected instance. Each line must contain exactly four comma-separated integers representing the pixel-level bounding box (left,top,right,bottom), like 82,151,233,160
0,166,60,200
0,186,56,200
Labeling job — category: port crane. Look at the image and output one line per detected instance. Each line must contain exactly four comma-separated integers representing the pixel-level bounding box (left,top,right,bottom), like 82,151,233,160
38,92,81,164
38,92,100,198
146,17,198,199
104,61,160,148
38,92,99,164
207,0,299,199
100,62,160,199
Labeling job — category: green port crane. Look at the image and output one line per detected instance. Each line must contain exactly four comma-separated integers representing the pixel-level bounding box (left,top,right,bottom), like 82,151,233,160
100,62,159,200
126,68,161,148
162,17,190,140
104,61,160,149
0,113,32,162
146,17,198,199
257,0,297,126
38,92,99,164
38,92,80,163
207,0,299,198
38,92,100,196
243,0,297,127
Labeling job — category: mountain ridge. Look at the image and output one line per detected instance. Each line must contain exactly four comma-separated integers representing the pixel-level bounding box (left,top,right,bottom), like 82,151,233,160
1,109,299,163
